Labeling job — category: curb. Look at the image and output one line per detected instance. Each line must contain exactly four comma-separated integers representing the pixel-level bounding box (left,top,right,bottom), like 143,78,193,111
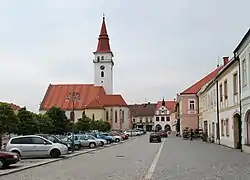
0,138,135,177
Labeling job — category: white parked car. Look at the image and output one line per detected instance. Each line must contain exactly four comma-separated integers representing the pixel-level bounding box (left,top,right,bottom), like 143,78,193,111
6,135,68,158
124,130,141,136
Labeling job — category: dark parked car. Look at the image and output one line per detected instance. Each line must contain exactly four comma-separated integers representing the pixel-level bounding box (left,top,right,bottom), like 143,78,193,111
0,151,20,169
37,134,72,151
158,130,168,138
149,133,161,143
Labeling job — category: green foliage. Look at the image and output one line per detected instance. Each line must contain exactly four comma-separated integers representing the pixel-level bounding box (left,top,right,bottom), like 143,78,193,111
36,114,54,134
75,115,91,132
45,106,72,134
17,107,38,135
0,102,18,134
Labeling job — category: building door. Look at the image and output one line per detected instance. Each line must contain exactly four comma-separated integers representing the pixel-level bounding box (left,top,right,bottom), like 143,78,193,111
233,113,242,149
204,121,208,133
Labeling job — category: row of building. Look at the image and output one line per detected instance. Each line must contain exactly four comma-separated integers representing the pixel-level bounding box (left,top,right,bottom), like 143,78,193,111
176,28,250,153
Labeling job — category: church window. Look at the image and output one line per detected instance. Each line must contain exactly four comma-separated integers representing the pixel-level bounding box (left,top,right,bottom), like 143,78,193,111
92,114,95,121
70,111,75,122
106,110,109,121
101,56,104,60
82,111,85,118
101,71,104,77
115,110,118,123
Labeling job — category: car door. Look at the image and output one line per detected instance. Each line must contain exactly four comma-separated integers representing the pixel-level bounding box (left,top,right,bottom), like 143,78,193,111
14,137,33,157
31,137,52,157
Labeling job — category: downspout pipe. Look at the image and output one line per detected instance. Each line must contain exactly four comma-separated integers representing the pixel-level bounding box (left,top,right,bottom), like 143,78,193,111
196,94,199,129
216,79,220,145
234,53,243,152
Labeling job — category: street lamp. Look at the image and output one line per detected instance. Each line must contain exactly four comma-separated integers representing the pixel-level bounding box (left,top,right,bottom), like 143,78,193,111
65,92,80,153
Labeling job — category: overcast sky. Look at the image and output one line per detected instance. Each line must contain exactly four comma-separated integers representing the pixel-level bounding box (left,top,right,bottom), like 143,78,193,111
0,0,249,112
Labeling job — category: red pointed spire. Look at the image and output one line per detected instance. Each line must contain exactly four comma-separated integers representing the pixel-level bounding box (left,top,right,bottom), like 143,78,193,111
94,15,112,54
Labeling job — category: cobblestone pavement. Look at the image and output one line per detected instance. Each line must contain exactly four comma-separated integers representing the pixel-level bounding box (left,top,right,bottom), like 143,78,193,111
153,137,250,180
0,135,161,180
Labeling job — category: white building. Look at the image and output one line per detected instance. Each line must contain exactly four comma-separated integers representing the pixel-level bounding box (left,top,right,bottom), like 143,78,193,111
217,57,241,148
153,99,176,132
234,28,250,153
198,79,218,143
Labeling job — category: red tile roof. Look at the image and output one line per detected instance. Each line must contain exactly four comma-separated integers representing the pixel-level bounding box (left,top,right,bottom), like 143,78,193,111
94,16,112,54
180,66,224,94
39,84,127,110
156,100,177,112
0,102,22,111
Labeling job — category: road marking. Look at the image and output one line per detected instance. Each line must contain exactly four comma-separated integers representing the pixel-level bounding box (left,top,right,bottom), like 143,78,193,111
142,138,165,180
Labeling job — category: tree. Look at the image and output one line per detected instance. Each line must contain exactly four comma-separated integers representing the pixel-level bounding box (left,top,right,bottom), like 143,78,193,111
17,107,38,135
37,114,54,134
45,106,71,134
98,120,111,132
75,115,91,132
0,102,18,148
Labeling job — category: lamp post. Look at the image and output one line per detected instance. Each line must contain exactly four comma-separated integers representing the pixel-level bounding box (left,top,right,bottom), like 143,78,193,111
65,92,80,153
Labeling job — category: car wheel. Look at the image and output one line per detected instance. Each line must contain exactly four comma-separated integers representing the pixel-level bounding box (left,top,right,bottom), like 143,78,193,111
89,142,96,148
11,150,21,158
115,138,120,142
74,144,80,150
50,149,61,158
107,140,111,144
100,141,104,146
0,159,4,169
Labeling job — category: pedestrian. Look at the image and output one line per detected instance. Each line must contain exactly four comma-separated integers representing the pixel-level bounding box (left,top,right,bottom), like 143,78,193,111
190,129,193,141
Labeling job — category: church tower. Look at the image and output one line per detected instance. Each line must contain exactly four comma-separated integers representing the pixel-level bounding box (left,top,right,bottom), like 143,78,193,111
93,15,114,94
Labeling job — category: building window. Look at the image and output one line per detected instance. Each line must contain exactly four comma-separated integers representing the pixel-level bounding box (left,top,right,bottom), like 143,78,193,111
106,110,109,121
242,59,247,86
156,117,159,121
221,119,224,136
122,110,125,123
166,117,170,121
101,56,104,60
82,111,85,118
97,56,100,62
161,117,165,121
92,114,95,121
150,118,153,122
145,117,148,123
161,110,164,114
140,118,142,123
70,111,75,122
233,72,238,94
224,80,228,100
225,118,229,137
101,71,104,77
219,84,223,102
189,100,195,110
133,119,135,123
115,110,118,123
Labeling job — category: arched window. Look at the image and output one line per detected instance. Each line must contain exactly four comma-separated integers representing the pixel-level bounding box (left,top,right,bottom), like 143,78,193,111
97,56,100,62
92,114,95,121
101,56,104,60
122,110,125,123
70,111,75,122
115,110,118,123
82,111,85,118
106,110,109,121
101,71,104,77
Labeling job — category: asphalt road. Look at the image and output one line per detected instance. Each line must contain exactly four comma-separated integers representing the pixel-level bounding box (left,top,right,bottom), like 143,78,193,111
1,134,250,180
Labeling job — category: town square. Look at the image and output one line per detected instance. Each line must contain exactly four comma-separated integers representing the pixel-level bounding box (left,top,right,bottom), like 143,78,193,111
0,1,250,180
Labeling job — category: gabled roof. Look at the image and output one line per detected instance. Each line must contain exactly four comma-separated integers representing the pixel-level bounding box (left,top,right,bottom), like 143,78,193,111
156,100,176,112
233,28,250,54
180,66,224,95
128,103,157,117
39,84,127,110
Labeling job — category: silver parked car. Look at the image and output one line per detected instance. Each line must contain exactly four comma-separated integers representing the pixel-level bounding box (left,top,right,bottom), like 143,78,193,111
5,135,68,158
75,135,102,148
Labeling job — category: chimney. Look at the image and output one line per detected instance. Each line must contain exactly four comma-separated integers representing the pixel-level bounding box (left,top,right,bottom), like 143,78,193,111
223,56,229,65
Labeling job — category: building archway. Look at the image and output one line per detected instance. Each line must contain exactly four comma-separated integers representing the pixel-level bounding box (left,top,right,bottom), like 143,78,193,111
233,113,241,149
164,124,171,131
245,110,250,145
155,124,162,132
